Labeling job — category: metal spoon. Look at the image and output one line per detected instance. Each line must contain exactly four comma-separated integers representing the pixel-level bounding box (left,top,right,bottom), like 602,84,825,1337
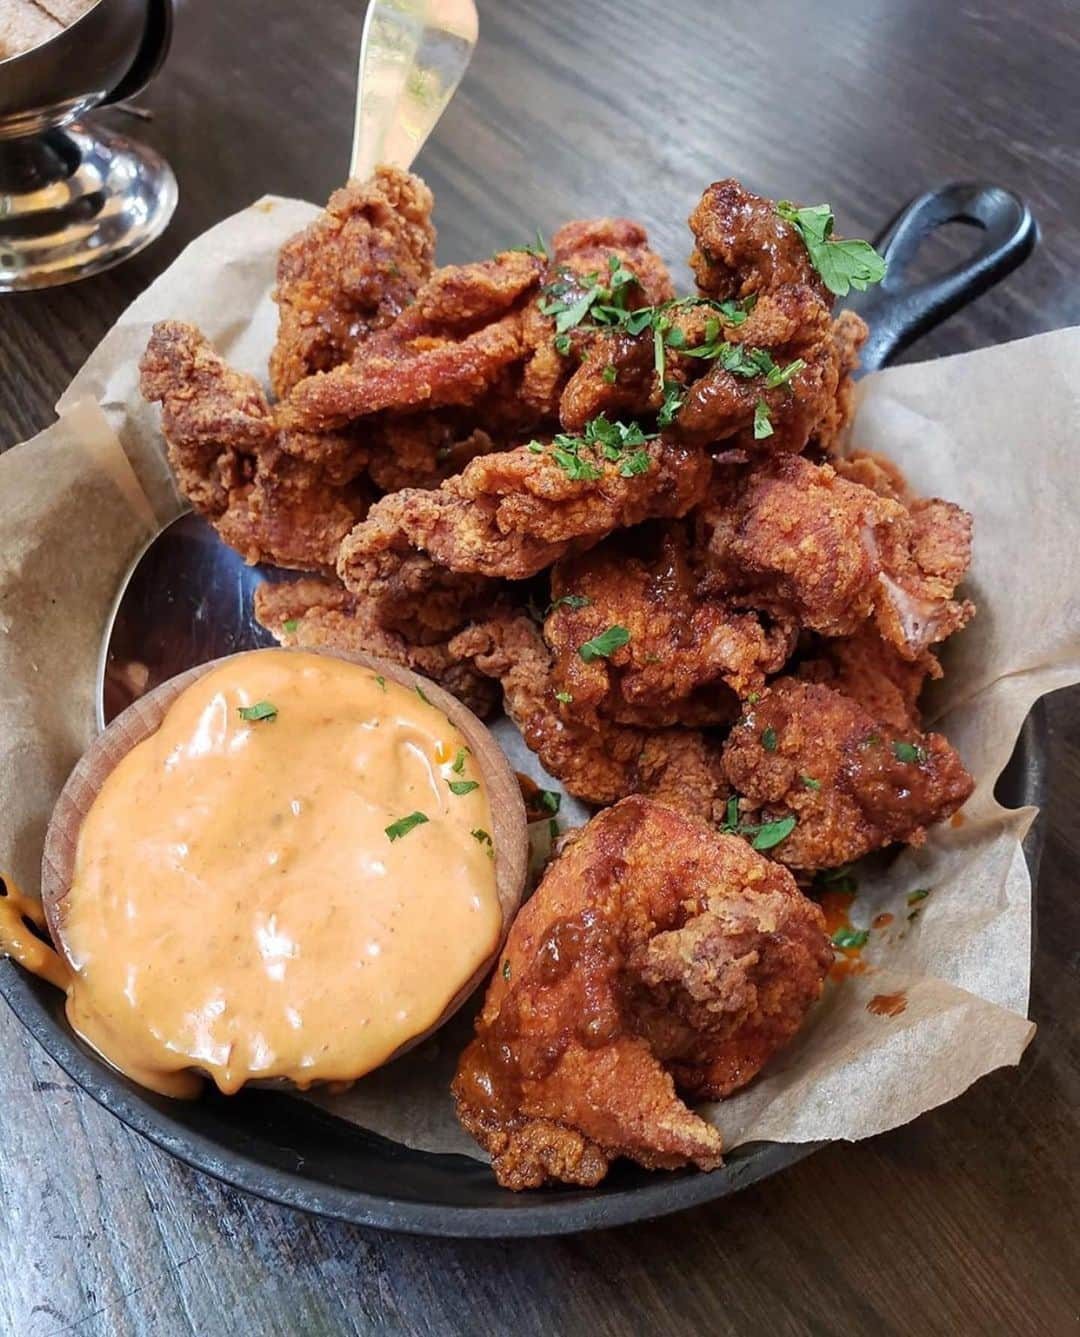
97,0,478,728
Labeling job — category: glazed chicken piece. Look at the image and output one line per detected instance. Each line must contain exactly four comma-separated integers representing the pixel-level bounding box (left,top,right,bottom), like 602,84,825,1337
140,321,370,572
337,433,712,586
253,578,500,718
452,796,832,1189
282,217,674,438
797,623,939,732
269,166,436,397
450,614,729,817
545,523,793,726
699,454,975,659
721,677,974,871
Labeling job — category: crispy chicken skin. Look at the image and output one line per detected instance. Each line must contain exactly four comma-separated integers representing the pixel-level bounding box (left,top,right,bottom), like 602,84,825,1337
688,179,831,304
269,167,436,397
338,434,712,585
450,614,729,816
722,678,973,870
699,455,974,658
452,796,831,1189
140,321,370,572
798,624,939,732
546,524,791,726
253,577,500,717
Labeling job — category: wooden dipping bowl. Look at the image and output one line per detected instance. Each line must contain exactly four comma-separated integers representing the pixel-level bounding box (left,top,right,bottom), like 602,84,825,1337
40,647,529,1083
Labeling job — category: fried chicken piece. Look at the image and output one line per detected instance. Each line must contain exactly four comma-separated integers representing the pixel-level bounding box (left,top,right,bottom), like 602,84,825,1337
523,218,675,426
450,614,729,817
270,167,436,397
674,289,867,453
688,178,831,305
452,796,831,1188
365,419,499,492
721,678,974,870
699,455,975,658
281,250,546,430
140,321,370,572
253,578,500,718
546,524,792,726
338,434,712,585
798,624,939,732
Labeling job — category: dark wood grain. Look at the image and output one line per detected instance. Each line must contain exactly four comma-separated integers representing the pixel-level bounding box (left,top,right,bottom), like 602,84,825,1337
2,1,1079,1333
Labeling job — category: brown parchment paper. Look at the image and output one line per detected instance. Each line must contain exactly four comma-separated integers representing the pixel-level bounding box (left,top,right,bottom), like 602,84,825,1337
4,194,1078,1161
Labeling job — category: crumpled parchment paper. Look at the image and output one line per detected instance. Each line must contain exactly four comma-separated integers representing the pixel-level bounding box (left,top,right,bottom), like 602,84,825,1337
4,194,1078,1159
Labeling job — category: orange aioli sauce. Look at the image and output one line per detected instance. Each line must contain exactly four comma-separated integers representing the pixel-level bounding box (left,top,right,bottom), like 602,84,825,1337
0,878,71,991
818,889,869,980
60,650,502,1098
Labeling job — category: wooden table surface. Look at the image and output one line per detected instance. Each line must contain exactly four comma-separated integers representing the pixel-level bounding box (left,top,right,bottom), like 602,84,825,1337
3,1,1079,1333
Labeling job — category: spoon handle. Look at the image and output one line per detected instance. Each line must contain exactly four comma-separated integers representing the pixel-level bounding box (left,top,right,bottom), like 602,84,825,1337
350,0,479,182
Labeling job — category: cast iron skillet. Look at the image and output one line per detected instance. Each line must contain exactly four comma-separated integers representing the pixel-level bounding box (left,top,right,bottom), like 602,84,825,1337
0,181,1039,1237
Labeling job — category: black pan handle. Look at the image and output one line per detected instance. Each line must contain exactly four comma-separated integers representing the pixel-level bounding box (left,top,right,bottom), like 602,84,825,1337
851,182,1037,374
102,0,174,106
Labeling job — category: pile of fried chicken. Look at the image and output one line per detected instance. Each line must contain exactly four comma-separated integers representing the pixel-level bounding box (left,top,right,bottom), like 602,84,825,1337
140,169,975,1190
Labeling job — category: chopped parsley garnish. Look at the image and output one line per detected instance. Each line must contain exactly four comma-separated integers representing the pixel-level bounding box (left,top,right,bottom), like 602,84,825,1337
657,380,685,427
538,253,641,334
549,593,591,612
814,864,858,896
549,818,559,841
801,774,821,790
553,333,572,356
472,827,494,856
765,357,806,389
450,747,468,774
579,624,631,662
385,811,428,841
831,926,870,949
776,200,887,297
754,399,774,440
502,959,512,980
750,815,797,851
447,780,479,796
530,415,655,481
282,618,299,634
602,364,617,384
374,674,386,691
509,228,548,259
720,796,797,851
539,789,561,815
762,725,778,753
555,690,573,704
747,691,761,704
238,701,277,723
892,740,927,764
907,888,930,905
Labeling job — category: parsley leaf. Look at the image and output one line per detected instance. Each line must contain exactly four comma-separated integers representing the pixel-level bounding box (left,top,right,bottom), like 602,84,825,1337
831,926,869,949
549,593,591,613
282,618,299,634
238,701,277,723
602,364,617,384
414,684,432,705
555,690,573,703
892,740,926,764
447,780,479,796
764,357,806,389
386,811,428,841
907,888,930,905
509,228,548,259
762,725,778,753
539,789,561,814
579,625,631,662
751,815,797,851
374,674,386,691
450,747,468,774
657,380,685,427
776,200,887,297
553,333,572,356
801,774,821,790
472,827,494,851
754,400,773,439
814,864,858,896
